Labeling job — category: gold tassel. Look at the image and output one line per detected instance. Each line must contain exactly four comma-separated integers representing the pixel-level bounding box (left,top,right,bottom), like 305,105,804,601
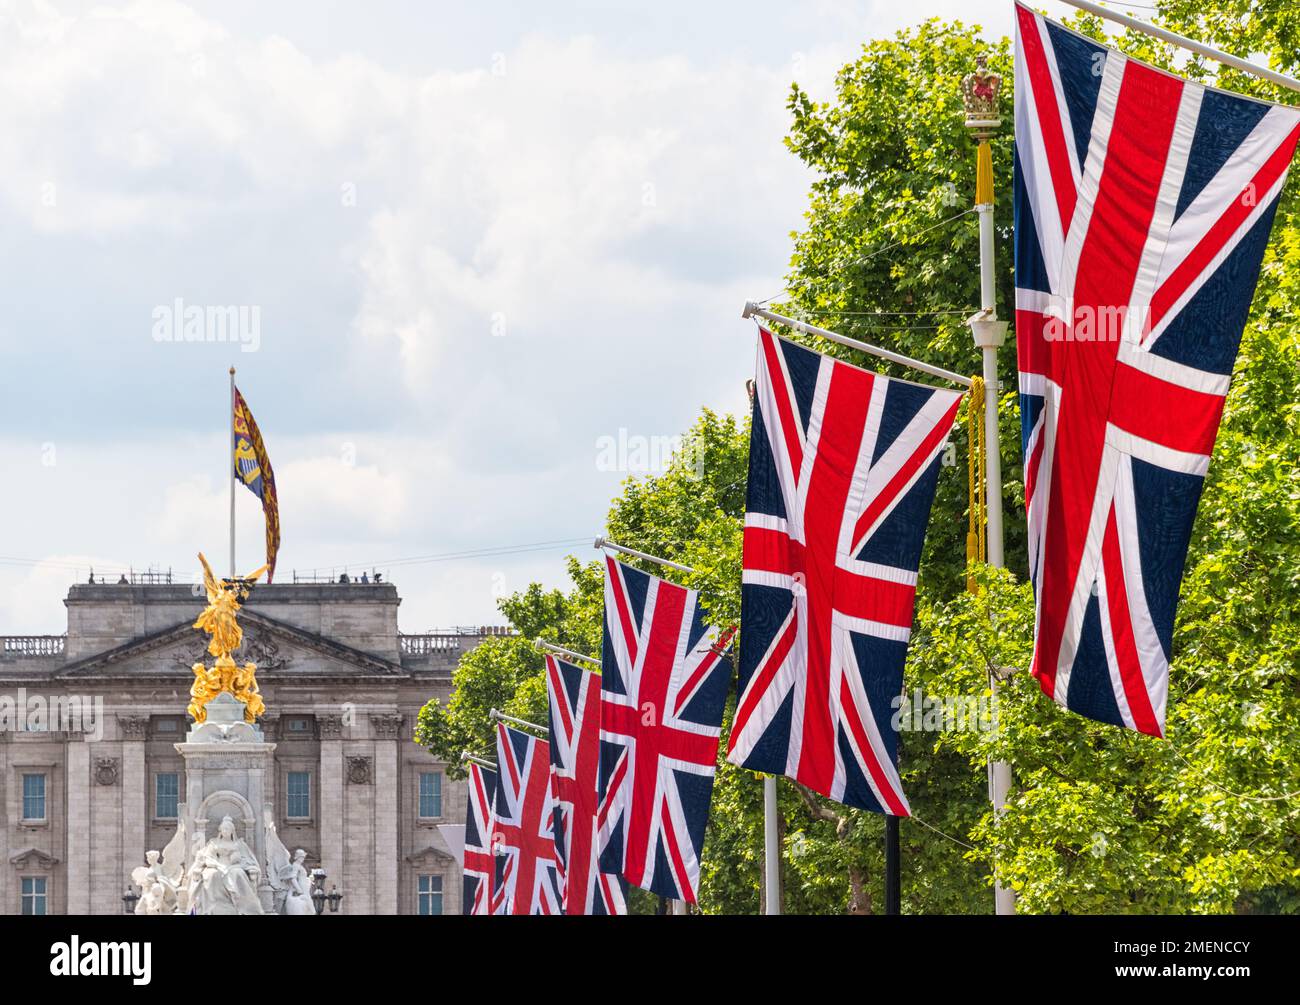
966,376,986,594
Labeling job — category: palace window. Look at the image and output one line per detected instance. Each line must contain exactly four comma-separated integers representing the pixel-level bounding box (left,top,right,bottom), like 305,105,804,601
418,771,443,819
21,773,46,822
417,875,443,915
155,772,180,819
286,771,311,819
21,877,47,916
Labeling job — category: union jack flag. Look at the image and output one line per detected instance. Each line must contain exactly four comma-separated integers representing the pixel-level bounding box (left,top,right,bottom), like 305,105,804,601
1015,4,1300,735
462,761,497,916
727,328,963,814
491,723,562,915
545,654,627,915
598,556,733,903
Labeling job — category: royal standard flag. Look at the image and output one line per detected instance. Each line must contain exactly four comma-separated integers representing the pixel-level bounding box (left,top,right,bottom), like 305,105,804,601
233,386,281,581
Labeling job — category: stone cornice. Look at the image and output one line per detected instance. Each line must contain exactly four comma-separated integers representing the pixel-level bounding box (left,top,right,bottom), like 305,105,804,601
52,610,409,681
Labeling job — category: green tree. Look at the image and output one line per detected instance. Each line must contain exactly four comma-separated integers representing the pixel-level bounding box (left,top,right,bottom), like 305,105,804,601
418,6,1300,914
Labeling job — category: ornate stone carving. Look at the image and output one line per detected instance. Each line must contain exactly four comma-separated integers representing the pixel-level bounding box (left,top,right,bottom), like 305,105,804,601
172,636,210,671
242,631,290,671
346,756,372,785
94,757,120,786
370,712,404,740
317,714,345,740
117,715,151,740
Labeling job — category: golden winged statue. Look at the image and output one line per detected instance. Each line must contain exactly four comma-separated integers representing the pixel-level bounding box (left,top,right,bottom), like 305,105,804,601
188,553,269,725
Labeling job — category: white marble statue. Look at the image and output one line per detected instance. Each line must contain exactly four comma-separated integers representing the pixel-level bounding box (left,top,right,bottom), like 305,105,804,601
131,813,190,916
264,807,315,915
284,850,316,915
141,882,168,915
130,849,180,915
186,815,265,915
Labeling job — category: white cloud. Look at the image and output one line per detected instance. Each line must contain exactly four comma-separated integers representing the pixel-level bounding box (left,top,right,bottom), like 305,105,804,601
0,0,1011,634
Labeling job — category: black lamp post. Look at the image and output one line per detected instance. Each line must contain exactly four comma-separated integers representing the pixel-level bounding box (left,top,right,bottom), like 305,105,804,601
311,868,327,915
326,885,343,913
121,886,140,914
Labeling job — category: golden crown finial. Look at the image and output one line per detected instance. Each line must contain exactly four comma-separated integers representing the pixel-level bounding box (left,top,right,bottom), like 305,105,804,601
962,54,1003,140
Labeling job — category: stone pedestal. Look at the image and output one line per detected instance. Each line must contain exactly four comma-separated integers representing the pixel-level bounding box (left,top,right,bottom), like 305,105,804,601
174,692,277,912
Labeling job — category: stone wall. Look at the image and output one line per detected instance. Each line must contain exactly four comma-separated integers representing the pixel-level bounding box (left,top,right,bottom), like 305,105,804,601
1,581,481,916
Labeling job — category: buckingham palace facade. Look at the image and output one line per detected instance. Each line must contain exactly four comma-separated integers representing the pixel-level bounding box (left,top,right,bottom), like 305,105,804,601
0,575,497,915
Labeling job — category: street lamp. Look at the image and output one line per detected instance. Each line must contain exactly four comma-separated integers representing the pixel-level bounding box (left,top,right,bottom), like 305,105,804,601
121,886,140,915
309,868,343,915
311,868,327,915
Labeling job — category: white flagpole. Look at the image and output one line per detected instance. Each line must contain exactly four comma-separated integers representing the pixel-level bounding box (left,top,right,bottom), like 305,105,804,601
742,304,974,388
963,56,1015,917
763,775,781,914
229,366,236,578
594,536,696,575
1058,0,1300,95
534,639,601,667
488,708,548,736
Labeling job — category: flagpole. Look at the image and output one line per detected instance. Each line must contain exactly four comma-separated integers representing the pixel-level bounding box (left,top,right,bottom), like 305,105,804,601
489,708,548,736
884,816,901,914
534,639,601,667
743,304,974,388
594,536,696,575
1057,0,1300,95
963,56,1015,918
229,366,236,578
763,776,781,914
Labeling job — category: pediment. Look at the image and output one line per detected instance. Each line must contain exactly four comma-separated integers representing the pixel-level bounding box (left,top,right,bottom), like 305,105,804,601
406,844,457,867
10,847,59,869
56,612,406,680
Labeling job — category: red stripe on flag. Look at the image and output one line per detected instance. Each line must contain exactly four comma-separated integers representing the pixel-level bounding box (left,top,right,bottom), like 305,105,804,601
1100,506,1162,737
1017,4,1079,233
1149,121,1300,333
838,674,909,816
851,394,961,549
659,794,697,903
547,656,575,739
728,611,797,754
607,556,640,667
1109,362,1225,457
759,328,804,479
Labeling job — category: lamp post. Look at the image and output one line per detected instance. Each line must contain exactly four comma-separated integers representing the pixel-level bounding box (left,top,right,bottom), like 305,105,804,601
311,867,343,915
962,53,1016,918
121,886,140,915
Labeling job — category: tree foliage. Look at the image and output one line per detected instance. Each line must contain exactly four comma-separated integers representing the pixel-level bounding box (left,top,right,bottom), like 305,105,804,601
418,6,1300,913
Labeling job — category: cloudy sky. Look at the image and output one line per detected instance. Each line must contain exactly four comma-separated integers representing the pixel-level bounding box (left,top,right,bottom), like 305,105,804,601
0,0,1010,635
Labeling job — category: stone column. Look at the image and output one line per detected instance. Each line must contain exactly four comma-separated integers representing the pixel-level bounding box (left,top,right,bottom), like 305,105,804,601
118,716,149,902
65,738,91,915
371,714,402,915
318,715,345,913
0,734,8,914
90,752,124,914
